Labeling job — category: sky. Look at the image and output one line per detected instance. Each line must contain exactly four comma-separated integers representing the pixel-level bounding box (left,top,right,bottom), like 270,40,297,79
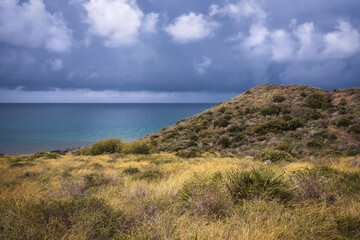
0,0,360,103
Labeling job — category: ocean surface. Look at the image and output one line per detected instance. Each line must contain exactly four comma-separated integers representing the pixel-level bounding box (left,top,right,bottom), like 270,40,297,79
0,103,216,155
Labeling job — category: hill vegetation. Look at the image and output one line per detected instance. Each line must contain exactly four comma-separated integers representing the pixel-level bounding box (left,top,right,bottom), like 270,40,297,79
1,84,360,239
144,84,360,160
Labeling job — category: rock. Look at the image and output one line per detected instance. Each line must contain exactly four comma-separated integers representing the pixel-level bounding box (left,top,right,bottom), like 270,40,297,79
264,160,272,165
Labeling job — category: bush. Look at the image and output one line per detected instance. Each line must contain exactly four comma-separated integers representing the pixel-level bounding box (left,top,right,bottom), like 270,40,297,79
227,125,245,133
45,153,60,159
31,152,46,159
275,143,293,153
306,139,323,149
198,130,210,138
336,117,352,128
349,124,360,134
176,148,198,158
218,107,227,114
305,110,323,121
244,90,251,95
223,168,294,202
246,119,287,135
122,141,151,154
214,117,230,128
304,93,333,109
272,95,285,103
218,136,230,148
261,105,282,116
339,98,347,106
287,118,303,130
258,150,293,162
178,173,231,217
76,139,123,155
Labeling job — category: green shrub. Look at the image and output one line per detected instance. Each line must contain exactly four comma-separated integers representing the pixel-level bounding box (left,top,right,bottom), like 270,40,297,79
306,139,323,149
244,90,251,95
176,148,198,158
227,125,245,133
260,105,282,116
76,139,123,156
282,114,293,121
218,107,227,114
287,118,303,130
188,134,198,141
304,93,333,109
339,98,347,106
336,117,352,128
338,107,347,114
275,143,293,153
218,136,230,148
45,153,60,159
178,173,231,217
223,168,293,202
233,134,244,142
272,95,286,103
246,119,287,135
214,118,230,127
349,124,360,134
258,150,293,162
198,130,210,138
31,152,46,159
122,141,151,154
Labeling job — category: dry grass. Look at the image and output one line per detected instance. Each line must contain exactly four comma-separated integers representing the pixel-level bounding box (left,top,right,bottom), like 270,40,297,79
1,152,360,239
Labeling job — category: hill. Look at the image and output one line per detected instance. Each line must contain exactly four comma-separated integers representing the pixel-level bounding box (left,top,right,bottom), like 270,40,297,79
144,84,360,158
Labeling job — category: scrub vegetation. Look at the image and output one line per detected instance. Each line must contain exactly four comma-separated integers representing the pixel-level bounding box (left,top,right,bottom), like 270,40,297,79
1,84,360,239
1,153,360,239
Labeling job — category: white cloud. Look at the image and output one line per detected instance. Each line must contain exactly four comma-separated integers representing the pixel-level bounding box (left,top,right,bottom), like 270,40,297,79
49,58,63,71
240,20,360,62
209,0,266,22
194,56,212,74
0,0,72,53
84,0,143,46
324,20,360,58
83,0,159,47
165,12,220,43
142,13,159,33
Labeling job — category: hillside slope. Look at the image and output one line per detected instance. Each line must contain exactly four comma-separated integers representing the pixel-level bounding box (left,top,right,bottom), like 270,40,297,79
144,84,360,158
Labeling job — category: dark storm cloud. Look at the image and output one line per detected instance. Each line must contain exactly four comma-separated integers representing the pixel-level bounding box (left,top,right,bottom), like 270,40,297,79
0,0,359,99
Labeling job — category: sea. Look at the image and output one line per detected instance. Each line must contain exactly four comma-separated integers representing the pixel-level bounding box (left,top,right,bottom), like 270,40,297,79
0,103,216,155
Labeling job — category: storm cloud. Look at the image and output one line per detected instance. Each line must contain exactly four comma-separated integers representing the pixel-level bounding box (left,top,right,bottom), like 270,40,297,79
0,0,359,102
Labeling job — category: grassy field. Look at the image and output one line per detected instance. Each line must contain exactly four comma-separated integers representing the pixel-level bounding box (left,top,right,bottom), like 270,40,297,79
1,152,360,239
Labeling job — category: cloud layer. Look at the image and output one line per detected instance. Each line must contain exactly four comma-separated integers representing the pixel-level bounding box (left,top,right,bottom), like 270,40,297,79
0,0,360,102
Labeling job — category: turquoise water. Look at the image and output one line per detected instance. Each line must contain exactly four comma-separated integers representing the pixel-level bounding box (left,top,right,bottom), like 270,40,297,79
0,103,215,155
